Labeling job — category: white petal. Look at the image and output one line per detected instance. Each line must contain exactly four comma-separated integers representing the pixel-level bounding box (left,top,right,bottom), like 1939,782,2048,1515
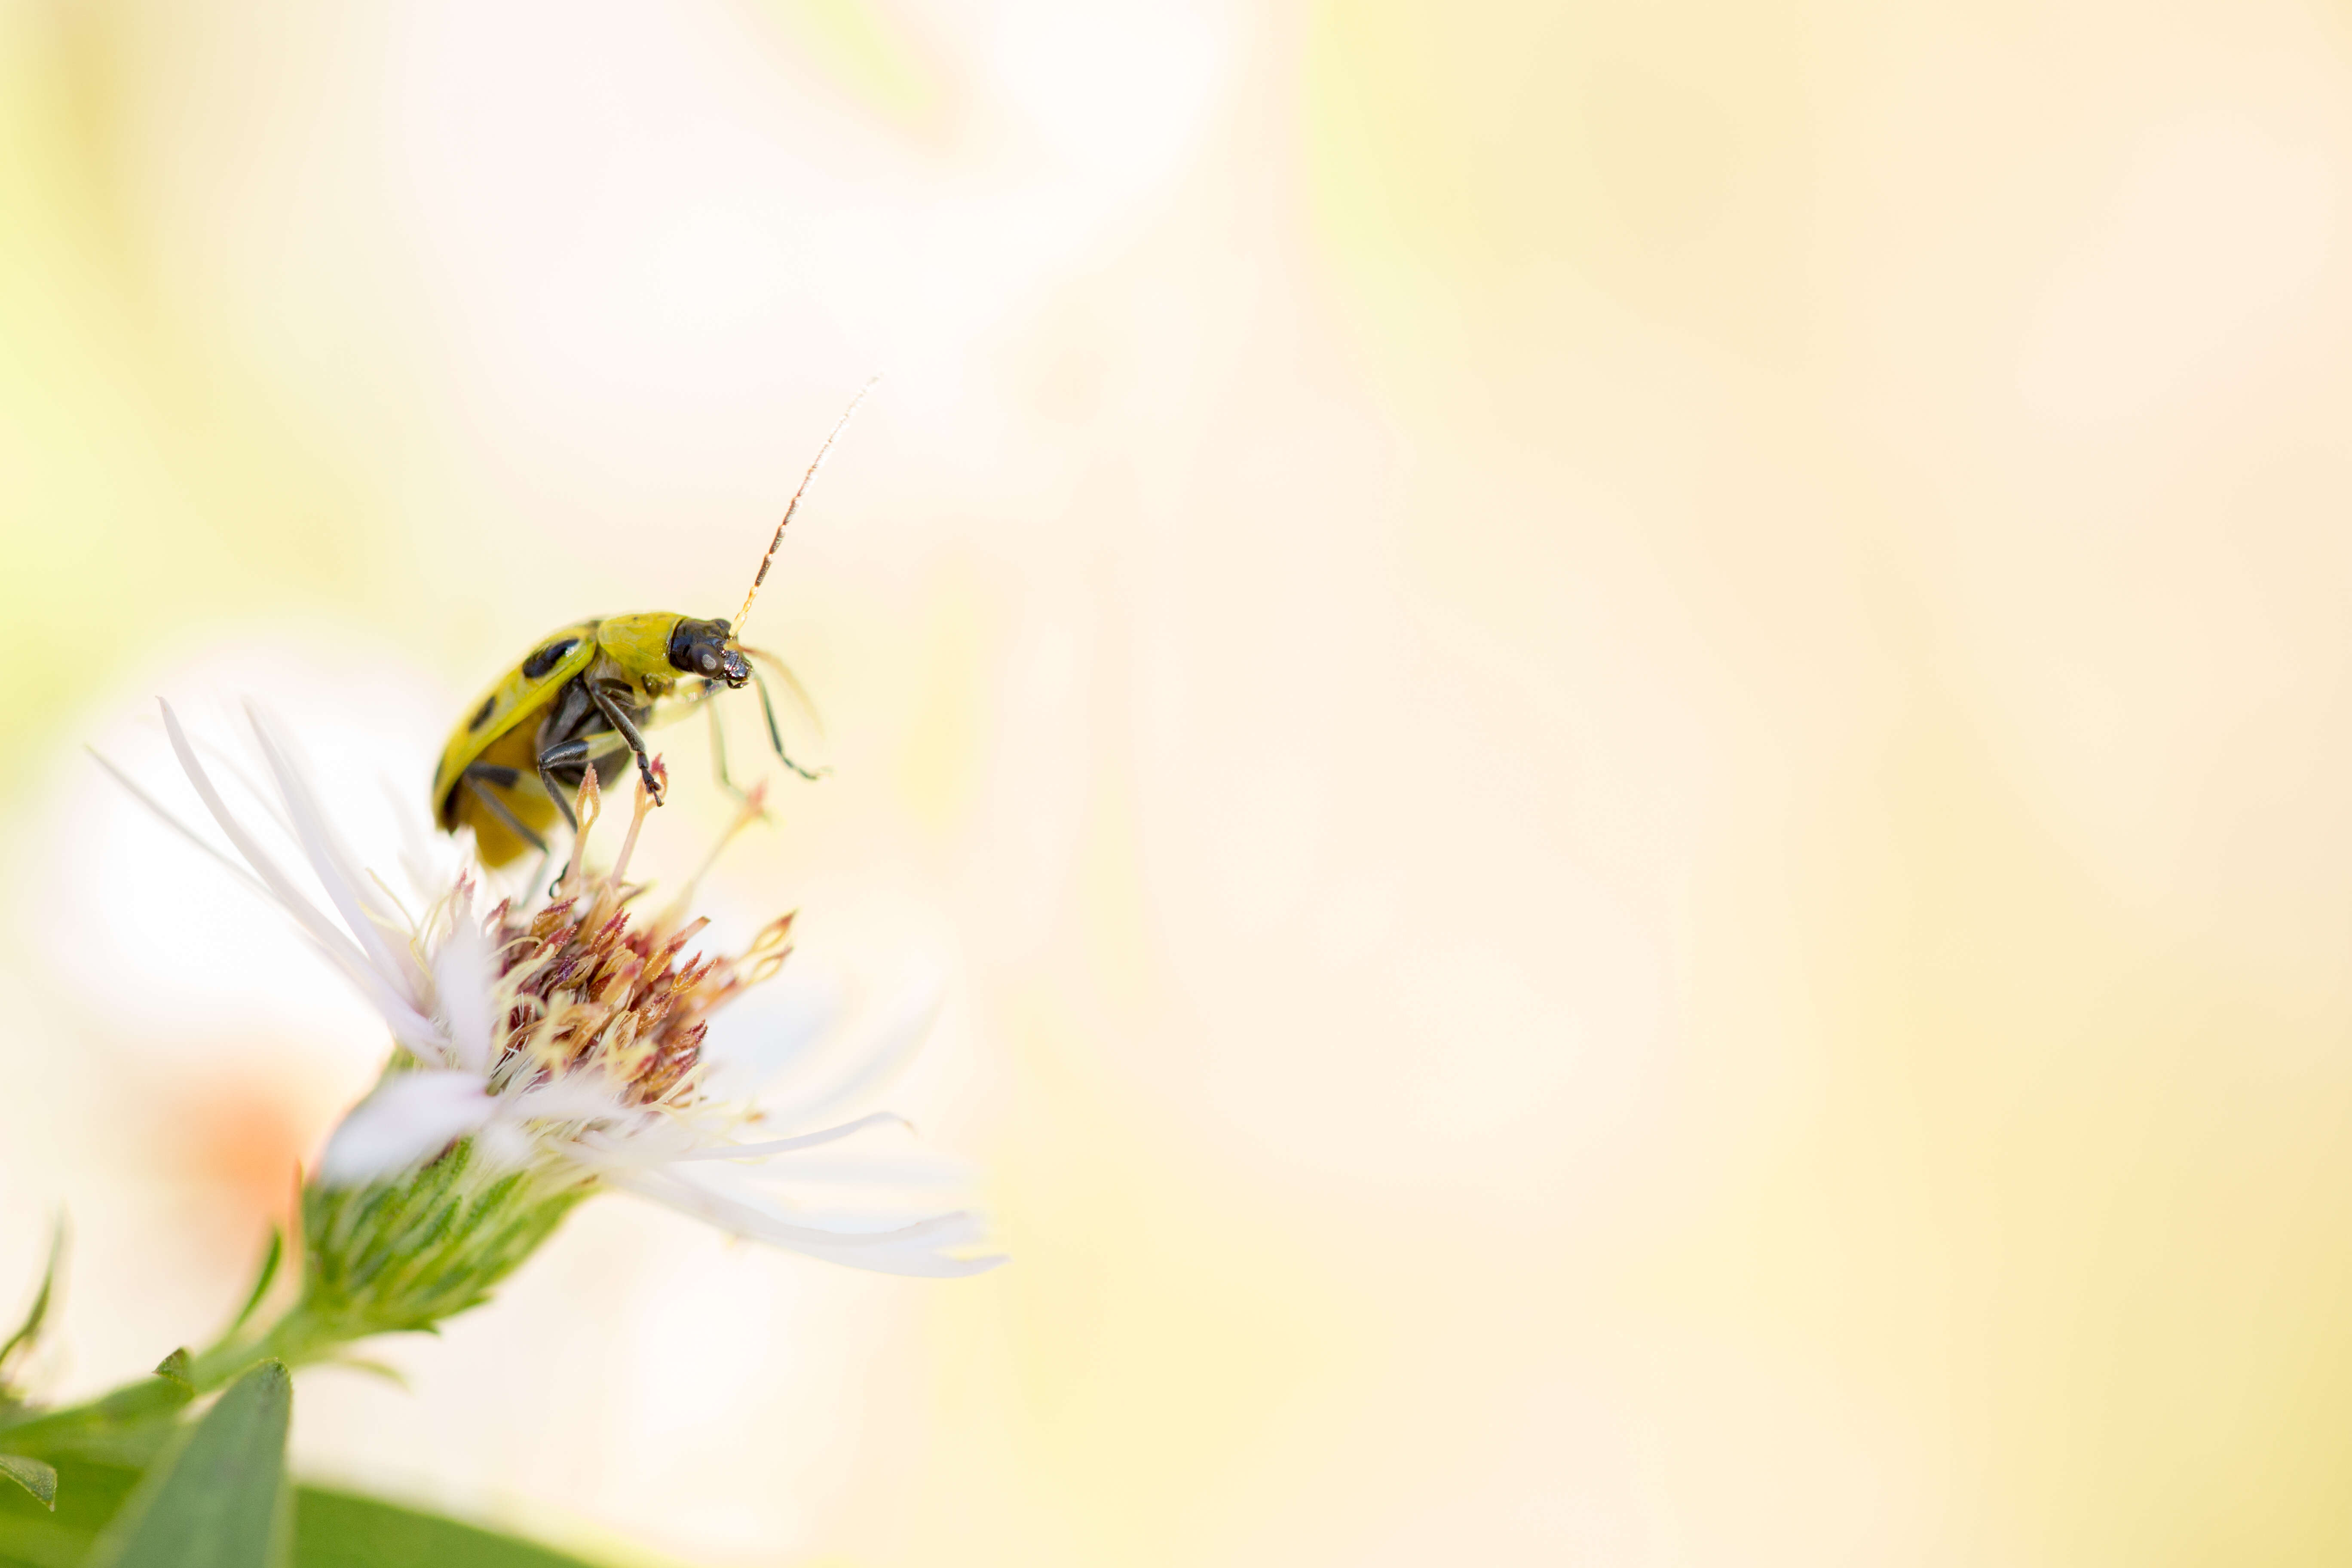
318,1071,495,1185
88,748,271,902
160,702,438,1048
753,969,943,1130
715,1152,975,1188
667,1111,912,1162
694,971,841,1101
612,1167,1004,1278
565,1118,702,1166
161,704,363,969
244,703,430,1010
384,775,466,909
90,747,432,1044
504,1076,634,1123
470,1119,538,1173
431,892,497,1072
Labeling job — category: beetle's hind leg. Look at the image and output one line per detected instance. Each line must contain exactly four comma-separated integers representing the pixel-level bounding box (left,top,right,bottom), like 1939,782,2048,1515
749,665,825,782
464,766,551,859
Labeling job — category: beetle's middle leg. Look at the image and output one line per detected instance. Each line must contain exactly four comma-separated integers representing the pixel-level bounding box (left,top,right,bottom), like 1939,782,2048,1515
587,684,664,802
536,738,596,832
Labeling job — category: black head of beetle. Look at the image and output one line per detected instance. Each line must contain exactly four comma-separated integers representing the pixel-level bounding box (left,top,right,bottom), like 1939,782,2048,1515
667,617,753,689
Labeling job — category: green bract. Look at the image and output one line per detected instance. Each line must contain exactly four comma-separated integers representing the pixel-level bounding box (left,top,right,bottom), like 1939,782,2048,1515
296,1139,590,1344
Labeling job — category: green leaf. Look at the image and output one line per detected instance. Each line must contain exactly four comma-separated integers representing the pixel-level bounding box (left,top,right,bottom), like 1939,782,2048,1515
150,1351,194,1395
0,1457,613,1568
0,1459,52,1511
0,1223,64,1388
0,1449,140,1567
293,1488,607,1568
84,1359,292,1568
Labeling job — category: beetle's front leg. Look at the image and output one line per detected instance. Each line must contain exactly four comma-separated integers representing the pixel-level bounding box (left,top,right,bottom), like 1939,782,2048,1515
748,665,824,782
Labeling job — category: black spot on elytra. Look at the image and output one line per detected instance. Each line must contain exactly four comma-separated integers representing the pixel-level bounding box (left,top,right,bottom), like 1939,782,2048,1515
522,637,581,680
468,694,498,732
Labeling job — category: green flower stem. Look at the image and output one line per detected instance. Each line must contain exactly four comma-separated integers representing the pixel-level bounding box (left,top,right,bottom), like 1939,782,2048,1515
0,1141,589,1457
0,1297,341,1454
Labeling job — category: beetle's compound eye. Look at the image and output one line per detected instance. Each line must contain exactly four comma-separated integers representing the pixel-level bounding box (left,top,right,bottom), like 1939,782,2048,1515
668,617,728,674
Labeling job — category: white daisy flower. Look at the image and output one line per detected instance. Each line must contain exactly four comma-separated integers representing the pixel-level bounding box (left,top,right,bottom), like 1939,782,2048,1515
110,699,1002,1283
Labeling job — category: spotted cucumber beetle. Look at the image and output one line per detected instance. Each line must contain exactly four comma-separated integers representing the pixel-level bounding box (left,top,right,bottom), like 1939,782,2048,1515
432,387,870,869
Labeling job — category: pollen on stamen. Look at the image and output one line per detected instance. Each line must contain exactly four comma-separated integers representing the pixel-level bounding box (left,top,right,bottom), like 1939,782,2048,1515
471,756,791,1109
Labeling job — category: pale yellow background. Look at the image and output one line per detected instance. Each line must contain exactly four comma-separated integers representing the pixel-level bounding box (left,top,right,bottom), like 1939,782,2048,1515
4,1,2350,1564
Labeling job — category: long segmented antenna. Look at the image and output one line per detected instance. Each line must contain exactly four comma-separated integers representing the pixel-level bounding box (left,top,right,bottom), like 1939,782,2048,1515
735,377,879,638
